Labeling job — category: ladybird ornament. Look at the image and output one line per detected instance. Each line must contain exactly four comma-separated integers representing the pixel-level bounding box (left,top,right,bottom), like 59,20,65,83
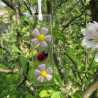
37,51,48,62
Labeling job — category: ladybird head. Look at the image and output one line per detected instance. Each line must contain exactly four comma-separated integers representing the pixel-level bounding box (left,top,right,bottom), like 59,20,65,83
42,51,48,57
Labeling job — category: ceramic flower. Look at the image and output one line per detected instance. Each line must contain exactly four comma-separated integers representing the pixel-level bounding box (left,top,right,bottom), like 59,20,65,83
81,21,98,62
34,64,53,82
31,27,51,47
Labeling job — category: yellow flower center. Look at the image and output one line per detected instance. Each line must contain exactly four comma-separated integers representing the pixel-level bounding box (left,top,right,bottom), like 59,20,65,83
95,38,98,42
37,34,45,41
41,71,47,77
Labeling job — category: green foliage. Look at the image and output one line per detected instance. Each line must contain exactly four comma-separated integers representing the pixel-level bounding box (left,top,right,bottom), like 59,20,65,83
71,94,82,98
39,90,54,97
20,55,29,73
51,92,61,98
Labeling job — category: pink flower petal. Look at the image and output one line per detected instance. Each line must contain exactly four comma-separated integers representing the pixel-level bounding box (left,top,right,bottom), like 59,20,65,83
37,76,44,82
34,69,41,75
40,41,47,47
32,28,39,37
31,38,39,46
45,35,51,42
94,52,98,62
92,43,98,51
81,38,95,49
46,67,53,74
94,21,98,31
88,23,98,38
41,27,48,35
46,74,52,81
39,64,46,71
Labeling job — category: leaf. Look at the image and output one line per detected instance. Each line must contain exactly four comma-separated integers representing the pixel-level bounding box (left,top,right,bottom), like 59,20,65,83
25,94,33,98
54,74,63,87
20,55,29,66
39,90,54,98
51,92,61,98
71,94,82,98
20,55,29,73
12,46,21,53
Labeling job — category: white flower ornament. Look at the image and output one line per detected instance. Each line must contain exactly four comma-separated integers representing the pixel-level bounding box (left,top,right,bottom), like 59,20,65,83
81,21,98,62
34,64,53,82
31,27,51,47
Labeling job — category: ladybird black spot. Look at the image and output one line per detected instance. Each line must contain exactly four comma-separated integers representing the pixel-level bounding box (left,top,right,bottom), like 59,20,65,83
42,51,48,57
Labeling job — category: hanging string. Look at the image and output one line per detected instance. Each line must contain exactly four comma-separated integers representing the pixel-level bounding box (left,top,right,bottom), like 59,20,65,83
38,0,43,21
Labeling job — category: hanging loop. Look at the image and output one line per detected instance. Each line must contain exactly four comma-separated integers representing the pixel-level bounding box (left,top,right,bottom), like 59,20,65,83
38,0,43,21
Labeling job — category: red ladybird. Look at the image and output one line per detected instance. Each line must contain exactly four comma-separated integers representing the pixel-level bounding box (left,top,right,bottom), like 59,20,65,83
37,51,48,62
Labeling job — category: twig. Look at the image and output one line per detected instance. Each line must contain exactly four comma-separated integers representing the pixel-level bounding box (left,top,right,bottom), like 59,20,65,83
66,0,80,13
62,57,77,79
24,80,40,97
84,73,98,84
88,52,96,70
61,6,88,33
0,68,18,74
53,44,66,80
59,44,83,85
22,0,32,15
17,62,29,87
85,73,91,84
57,0,69,8
0,47,12,57
0,58,12,70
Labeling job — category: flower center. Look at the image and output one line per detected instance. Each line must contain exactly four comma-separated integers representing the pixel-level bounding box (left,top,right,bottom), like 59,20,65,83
95,38,98,42
41,71,47,77
37,34,45,41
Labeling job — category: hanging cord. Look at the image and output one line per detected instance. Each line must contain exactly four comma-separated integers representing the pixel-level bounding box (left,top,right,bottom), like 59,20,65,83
38,0,43,21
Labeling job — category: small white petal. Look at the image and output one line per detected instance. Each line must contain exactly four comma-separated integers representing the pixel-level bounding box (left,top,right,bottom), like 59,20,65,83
37,76,44,82
46,67,53,74
41,27,48,35
46,74,52,81
81,29,87,36
88,23,98,38
34,69,41,75
31,38,39,46
92,43,98,51
32,28,39,37
81,29,95,39
81,38,95,49
45,35,51,42
40,41,47,47
39,64,46,71
94,52,98,62
94,21,98,31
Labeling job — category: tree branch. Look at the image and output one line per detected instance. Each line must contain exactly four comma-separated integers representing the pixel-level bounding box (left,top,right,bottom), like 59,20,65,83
61,6,88,33
60,45,83,85
67,0,80,13
82,80,98,98
0,59,12,70
0,46,12,57
17,62,29,87
53,44,66,80
57,0,69,8
0,68,18,74
24,80,40,97
22,0,32,15
2,0,15,11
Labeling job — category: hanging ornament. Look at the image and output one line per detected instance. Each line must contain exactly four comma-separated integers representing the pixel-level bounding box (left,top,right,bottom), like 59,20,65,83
30,0,54,86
